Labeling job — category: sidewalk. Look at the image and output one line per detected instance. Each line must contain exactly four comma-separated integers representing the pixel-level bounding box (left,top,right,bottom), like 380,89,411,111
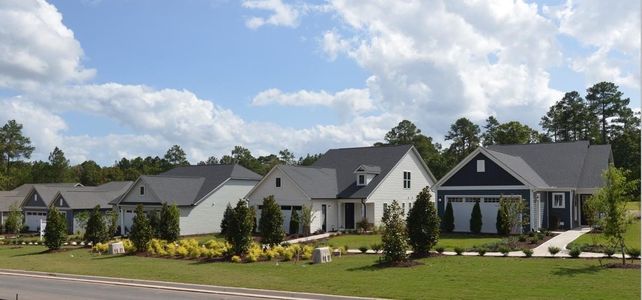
532,227,591,256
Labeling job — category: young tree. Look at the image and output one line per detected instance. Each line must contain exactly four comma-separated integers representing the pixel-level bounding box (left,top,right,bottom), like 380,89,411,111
148,210,160,238
106,207,119,237
259,195,284,245
220,203,233,236
496,196,526,235
441,201,455,233
495,204,508,235
589,166,636,264
406,187,440,256
44,207,66,250
289,209,300,235
224,200,255,256
5,203,23,234
129,204,152,252
300,205,316,236
381,200,408,263
73,211,89,235
84,205,108,244
470,200,482,234
159,203,180,242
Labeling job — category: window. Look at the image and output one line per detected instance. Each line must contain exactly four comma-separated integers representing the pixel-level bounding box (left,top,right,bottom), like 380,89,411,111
483,197,500,203
465,197,481,203
139,186,145,195
447,197,464,203
552,193,565,208
476,160,485,172
33,194,37,202
383,203,388,212
276,177,281,188
59,198,63,206
403,171,411,189
358,174,366,186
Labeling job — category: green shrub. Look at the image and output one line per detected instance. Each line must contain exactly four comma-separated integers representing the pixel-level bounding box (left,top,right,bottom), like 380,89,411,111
357,218,372,233
176,246,188,257
92,242,108,253
289,209,300,235
159,203,180,242
528,231,535,238
536,232,545,240
359,246,368,253
469,201,482,234
371,243,383,253
498,246,510,257
518,235,527,242
259,196,284,246
548,246,561,256
406,187,440,256
604,246,616,258
569,247,582,258
381,200,409,263
626,247,641,259
122,239,136,253
441,202,454,233
129,204,152,252
477,247,487,256
454,247,464,255
84,206,108,245
435,246,445,254
522,248,533,258
231,255,242,263
44,207,66,250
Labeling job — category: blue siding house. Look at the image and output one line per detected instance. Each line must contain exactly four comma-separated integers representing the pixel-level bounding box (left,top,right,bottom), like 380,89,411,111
433,141,612,233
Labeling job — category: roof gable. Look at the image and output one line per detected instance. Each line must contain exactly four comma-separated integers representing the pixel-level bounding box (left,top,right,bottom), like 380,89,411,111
442,152,525,187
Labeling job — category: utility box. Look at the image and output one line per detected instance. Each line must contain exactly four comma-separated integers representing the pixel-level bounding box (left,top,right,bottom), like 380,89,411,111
312,247,332,264
109,242,125,255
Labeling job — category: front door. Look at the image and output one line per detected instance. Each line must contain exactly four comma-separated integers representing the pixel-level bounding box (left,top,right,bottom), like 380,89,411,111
344,203,355,229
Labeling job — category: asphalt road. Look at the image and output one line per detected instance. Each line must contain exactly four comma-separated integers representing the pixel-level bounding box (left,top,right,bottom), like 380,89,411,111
0,274,254,300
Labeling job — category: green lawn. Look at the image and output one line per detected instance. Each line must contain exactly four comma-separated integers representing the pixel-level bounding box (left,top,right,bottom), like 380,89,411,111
626,201,641,211
569,220,641,250
0,246,638,299
327,233,503,250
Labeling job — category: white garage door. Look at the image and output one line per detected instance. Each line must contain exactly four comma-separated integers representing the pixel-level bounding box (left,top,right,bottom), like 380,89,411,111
447,196,513,233
25,211,47,232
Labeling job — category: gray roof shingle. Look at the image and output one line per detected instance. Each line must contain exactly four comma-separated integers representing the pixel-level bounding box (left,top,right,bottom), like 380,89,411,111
57,181,133,210
486,141,611,189
279,165,338,199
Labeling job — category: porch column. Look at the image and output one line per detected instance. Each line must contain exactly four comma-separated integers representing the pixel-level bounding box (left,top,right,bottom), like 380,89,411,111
119,207,125,236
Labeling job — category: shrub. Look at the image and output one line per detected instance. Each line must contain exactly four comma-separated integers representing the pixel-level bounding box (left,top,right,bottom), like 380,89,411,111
469,201,482,234
528,231,535,238
604,246,616,258
454,247,464,255
159,203,180,242
122,239,136,253
93,242,108,253
44,207,66,250
477,248,487,256
5,203,23,234
626,247,641,259
259,196,284,246
435,246,445,254
441,202,454,233
165,243,177,256
518,235,527,242
176,246,188,257
371,243,383,253
129,204,152,252
498,246,510,257
289,209,300,235
381,200,408,263
147,239,166,255
536,232,545,241
84,205,108,245
548,246,561,256
220,204,233,238
569,247,582,258
359,246,368,253
188,246,202,259
522,248,533,257
357,218,372,233
406,187,440,256
224,200,255,256
203,239,230,258
231,255,242,263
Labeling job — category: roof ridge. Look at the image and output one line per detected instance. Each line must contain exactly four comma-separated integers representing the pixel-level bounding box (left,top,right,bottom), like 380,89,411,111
325,144,412,151
142,175,205,179
487,140,590,147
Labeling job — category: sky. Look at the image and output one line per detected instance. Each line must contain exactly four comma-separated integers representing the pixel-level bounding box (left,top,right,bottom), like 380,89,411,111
0,0,639,165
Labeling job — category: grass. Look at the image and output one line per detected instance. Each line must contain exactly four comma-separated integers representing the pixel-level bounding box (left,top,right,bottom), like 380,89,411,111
0,246,638,299
327,233,503,250
569,220,641,250
626,201,641,211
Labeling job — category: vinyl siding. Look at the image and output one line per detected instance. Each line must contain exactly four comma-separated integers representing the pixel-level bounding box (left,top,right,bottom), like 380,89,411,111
442,153,524,186
120,180,162,204
247,167,310,206
368,150,434,226
179,179,258,235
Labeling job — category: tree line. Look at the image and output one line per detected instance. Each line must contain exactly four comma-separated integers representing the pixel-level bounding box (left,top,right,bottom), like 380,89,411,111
1,81,638,195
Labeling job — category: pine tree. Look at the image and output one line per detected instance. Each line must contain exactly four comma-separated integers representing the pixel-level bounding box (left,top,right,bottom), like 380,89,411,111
406,187,440,256
84,205,108,244
129,204,152,252
44,207,66,250
225,200,255,256
470,200,482,234
289,209,300,235
259,195,284,245
496,201,510,235
441,201,455,233
381,200,408,263
220,203,233,237
159,203,180,242
148,210,160,238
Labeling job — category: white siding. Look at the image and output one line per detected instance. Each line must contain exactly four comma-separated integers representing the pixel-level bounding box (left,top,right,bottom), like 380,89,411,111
179,180,257,236
367,150,434,226
246,167,310,206
310,199,338,232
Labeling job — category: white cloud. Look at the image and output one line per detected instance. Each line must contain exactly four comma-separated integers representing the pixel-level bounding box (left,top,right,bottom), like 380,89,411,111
242,0,301,29
251,87,375,118
546,0,640,88
0,0,94,91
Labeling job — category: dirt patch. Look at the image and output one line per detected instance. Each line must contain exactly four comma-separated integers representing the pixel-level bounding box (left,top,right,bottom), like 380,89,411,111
605,263,641,269
375,260,424,268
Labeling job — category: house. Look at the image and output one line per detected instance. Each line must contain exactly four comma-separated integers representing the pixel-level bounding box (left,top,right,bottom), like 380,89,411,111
245,144,437,233
113,164,262,236
20,183,84,231
432,141,612,233
0,184,35,227
50,181,133,234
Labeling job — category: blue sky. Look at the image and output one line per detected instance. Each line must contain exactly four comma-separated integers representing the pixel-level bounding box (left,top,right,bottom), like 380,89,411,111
0,0,639,165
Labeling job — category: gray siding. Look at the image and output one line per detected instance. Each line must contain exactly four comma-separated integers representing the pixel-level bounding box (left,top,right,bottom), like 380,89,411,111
546,191,572,230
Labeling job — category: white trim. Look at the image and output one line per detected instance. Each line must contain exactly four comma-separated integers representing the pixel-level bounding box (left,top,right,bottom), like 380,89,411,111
438,185,528,190
552,192,565,208
368,146,435,200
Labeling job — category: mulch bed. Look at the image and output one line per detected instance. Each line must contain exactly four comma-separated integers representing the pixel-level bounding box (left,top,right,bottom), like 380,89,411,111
374,259,424,268
605,262,641,269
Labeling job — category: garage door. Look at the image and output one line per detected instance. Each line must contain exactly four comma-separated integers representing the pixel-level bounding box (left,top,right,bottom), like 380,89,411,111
446,196,505,233
25,211,47,232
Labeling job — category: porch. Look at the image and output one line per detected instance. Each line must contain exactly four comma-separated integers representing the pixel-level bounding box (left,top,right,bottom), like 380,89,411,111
336,199,374,231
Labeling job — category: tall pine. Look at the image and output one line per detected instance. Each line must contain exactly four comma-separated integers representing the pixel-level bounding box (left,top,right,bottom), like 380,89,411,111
470,200,482,234
406,187,440,256
441,201,455,233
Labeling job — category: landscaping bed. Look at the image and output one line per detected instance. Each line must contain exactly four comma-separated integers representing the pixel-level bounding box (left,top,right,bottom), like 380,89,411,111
568,220,640,252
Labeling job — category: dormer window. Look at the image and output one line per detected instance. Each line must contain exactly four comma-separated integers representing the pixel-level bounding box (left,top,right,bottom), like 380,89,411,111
140,186,145,195
357,174,366,186
354,164,380,187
